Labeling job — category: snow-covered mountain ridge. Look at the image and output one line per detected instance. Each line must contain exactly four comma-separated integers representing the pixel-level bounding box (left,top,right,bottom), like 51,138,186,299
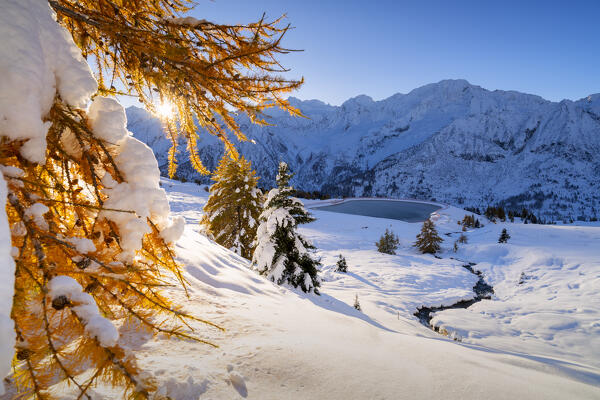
126,79,600,221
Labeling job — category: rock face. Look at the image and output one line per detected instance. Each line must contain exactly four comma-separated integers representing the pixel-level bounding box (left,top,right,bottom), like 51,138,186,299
126,79,600,221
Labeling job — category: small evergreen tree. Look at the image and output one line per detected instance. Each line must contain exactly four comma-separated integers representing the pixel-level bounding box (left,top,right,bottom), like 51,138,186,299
498,207,506,221
458,234,468,244
461,214,473,228
201,155,261,259
376,229,400,255
498,228,511,243
353,294,362,311
484,206,496,221
461,214,481,229
335,254,348,273
414,219,443,254
252,162,321,293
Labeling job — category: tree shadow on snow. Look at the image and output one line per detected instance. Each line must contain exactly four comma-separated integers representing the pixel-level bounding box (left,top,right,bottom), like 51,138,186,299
464,341,600,387
301,292,397,333
424,334,600,387
344,271,382,290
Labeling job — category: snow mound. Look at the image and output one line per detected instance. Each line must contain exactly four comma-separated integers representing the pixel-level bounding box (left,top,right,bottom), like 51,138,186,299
0,0,96,163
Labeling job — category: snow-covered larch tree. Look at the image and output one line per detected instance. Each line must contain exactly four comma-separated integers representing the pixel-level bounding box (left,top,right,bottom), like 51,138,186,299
200,155,262,259
252,162,321,294
0,0,302,397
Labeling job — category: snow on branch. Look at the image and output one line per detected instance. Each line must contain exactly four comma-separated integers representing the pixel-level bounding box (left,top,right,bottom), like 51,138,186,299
48,276,119,347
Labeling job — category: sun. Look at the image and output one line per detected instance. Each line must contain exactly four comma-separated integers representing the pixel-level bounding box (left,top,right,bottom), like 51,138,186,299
155,101,175,119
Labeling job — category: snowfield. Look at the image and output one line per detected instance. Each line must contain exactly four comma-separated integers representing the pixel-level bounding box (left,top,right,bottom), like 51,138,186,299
146,180,600,398
5,178,598,399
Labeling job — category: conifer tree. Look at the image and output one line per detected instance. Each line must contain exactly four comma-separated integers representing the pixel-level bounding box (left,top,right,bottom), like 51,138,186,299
376,228,400,255
353,294,362,311
414,219,443,254
498,207,506,221
461,214,481,229
498,228,511,243
1,1,302,397
335,254,348,273
201,155,261,259
252,162,321,293
508,210,515,223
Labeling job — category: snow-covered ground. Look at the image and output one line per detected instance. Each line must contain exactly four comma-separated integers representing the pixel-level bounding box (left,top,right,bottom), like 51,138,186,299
150,180,600,398
433,222,600,372
6,178,597,399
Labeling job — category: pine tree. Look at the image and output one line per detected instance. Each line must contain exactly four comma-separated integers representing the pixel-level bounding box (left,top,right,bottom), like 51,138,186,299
353,294,362,311
200,155,261,259
498,228,511,243
461,214,474,228
335,254,348,273
461,214,481,229
252,162,321,294
498,207,506,221
414,219,443,254
2,1,302,397
375,229,400,255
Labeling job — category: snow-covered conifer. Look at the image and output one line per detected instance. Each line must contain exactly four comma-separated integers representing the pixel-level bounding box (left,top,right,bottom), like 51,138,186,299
252,162,321,293
414,219,443,254
335,254,348,273
201,155,261,259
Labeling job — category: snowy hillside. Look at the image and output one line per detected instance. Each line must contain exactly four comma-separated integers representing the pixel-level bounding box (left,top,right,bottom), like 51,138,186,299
4,179,596,399
126,80,600,221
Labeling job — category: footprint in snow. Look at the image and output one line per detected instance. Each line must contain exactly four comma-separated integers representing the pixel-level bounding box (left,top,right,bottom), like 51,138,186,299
227,366,248,398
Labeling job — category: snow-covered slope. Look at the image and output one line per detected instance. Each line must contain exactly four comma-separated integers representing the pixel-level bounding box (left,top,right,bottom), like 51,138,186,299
126,79,600,222
147,180,595,398
4,178,594,399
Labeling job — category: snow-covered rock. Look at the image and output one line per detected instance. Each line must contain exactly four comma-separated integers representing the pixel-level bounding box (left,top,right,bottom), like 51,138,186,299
126,79,600,221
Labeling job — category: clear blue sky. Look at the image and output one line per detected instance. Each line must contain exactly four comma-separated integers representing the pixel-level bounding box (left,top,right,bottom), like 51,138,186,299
190,0,600,105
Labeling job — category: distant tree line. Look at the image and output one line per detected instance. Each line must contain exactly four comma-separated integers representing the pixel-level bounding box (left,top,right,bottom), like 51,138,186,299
465,205,548,224
293,189,332,200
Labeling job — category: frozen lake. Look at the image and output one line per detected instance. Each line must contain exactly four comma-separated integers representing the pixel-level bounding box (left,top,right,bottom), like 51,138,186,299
313,199,441,223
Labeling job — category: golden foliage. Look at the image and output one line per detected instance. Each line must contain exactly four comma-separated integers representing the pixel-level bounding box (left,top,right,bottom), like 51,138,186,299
200,155,262,260
1,98,221,399
2,1,304,397
50,0,304,177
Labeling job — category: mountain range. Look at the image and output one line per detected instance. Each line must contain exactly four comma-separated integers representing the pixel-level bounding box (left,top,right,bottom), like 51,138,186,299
126,79,600,221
